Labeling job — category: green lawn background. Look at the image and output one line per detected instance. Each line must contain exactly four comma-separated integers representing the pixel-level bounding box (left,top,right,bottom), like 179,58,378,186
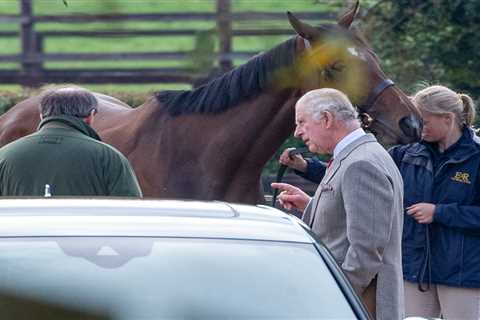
0,0,355,93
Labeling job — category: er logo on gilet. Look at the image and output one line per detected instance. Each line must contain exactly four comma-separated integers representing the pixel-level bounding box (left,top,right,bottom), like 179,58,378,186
451,171,471,184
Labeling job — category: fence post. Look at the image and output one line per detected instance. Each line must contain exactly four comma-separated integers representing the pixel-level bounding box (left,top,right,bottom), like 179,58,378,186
216,0,232,72
20,0,41,86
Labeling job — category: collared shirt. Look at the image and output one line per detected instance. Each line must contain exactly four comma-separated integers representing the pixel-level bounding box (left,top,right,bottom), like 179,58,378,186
333,127,366,159
304,127,366,208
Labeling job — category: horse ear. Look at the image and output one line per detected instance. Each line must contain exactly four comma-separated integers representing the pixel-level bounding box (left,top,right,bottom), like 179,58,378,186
338,0,359,29
287,11,325,40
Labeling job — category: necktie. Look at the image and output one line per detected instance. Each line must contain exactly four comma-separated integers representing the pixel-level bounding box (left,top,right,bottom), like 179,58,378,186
327,159,333,169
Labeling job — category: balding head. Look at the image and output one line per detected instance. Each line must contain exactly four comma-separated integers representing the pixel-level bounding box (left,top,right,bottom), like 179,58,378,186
39,86,98,119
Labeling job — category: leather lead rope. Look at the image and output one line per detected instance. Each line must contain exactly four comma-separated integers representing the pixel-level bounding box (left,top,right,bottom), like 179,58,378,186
271,147,308,207
417,224,432,292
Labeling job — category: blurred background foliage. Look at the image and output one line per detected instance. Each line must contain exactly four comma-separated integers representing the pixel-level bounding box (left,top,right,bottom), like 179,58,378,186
363,0,480,98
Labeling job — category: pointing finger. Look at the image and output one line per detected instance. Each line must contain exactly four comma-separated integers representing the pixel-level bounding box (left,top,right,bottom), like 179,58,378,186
271,183,297,192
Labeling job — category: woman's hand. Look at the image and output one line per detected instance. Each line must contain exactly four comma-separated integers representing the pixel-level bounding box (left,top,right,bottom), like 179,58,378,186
279,148,308,172
406,203,436,224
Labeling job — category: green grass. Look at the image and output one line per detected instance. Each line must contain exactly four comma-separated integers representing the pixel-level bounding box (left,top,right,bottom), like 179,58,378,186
0,0,356,93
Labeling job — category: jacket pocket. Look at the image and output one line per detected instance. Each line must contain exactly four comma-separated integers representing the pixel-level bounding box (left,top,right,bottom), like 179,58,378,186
402,243,425,281
403,215,426,248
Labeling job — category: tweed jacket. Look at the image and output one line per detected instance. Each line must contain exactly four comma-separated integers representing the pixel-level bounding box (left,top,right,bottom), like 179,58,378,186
303,134,404,320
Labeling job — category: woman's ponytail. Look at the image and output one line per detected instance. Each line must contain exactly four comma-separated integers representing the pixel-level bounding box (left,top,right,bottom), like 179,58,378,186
459,93,476,126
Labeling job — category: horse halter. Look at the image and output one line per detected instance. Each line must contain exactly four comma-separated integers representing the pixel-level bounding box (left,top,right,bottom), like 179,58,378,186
357,78,401,141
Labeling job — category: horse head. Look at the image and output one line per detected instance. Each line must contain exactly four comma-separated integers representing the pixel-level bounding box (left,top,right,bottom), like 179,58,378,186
287,1,421,145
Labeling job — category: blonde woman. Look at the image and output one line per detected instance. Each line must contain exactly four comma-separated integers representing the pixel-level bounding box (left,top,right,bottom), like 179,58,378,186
390,85,480,319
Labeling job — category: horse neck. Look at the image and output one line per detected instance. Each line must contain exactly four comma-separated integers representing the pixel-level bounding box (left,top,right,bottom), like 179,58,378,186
219,89,299,176
144,36,305,174
217,37,306,172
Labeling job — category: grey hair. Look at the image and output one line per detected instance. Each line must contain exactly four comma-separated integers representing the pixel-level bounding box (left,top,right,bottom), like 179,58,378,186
39,86,98,118
413,85,476,127
297,88,359,123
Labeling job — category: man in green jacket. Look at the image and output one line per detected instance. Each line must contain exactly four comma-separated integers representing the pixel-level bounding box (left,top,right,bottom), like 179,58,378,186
0,86,142,197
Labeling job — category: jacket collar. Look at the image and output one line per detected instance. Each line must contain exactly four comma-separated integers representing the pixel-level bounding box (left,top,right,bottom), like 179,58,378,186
335,133,377,164
323,133,377,182
406,127,480,162
38,115,102,141
333,127,366,159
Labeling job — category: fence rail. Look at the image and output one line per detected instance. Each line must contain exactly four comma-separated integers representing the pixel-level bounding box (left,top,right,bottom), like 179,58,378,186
0,11,335,23
0,0,335,87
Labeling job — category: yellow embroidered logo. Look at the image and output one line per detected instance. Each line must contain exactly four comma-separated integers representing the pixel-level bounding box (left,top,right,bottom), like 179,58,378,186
451,172,471,184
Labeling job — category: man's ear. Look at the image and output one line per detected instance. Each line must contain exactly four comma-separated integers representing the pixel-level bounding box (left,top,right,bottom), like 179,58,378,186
324,111,335,129
84,109,96,125
83,117,92,125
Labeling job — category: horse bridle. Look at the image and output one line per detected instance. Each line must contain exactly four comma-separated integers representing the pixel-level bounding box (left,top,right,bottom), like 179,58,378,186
357,78,398,141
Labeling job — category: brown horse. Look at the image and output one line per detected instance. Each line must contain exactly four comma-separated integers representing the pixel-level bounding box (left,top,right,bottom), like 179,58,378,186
0,2,421,204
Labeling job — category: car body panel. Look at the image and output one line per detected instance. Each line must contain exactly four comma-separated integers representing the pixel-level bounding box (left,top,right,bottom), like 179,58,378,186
0,199,311,242
0,198,371,320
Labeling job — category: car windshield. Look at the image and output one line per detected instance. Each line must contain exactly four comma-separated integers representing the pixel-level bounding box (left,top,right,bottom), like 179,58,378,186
0,237,356,319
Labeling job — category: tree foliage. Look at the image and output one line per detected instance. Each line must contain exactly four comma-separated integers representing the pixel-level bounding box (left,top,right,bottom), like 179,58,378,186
363,0,480,97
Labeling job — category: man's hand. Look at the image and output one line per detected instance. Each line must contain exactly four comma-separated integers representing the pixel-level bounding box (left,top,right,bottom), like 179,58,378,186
406,202,436,224
271,182,311,211
279,148,308,173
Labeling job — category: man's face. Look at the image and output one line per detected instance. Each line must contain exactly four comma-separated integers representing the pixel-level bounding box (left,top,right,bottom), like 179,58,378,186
294,104,330,154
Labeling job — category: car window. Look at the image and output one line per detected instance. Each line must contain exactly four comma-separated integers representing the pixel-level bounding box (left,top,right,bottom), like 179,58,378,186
0,237,357,319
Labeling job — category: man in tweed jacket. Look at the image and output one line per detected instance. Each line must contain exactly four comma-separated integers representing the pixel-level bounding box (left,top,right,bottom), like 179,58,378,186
272,88,404,320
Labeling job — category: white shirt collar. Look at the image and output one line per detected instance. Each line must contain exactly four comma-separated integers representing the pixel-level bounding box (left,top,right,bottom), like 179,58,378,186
333,127,366,159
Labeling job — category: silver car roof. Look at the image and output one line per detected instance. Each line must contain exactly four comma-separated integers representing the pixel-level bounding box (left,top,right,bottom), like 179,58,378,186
0,199,314,243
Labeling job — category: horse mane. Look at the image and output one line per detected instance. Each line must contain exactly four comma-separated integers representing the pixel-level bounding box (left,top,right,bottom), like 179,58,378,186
155,37,297,116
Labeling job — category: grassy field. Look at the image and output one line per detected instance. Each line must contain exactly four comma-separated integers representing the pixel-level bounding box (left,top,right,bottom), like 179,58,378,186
0,0,353,93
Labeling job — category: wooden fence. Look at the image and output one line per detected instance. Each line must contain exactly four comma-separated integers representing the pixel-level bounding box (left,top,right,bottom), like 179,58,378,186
0,0,336,86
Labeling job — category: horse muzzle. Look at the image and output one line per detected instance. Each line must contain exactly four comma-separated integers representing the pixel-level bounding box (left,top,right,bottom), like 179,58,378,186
399,114,422,142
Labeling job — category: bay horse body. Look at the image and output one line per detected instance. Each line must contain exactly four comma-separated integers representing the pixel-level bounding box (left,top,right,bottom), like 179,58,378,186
0,3,421,204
